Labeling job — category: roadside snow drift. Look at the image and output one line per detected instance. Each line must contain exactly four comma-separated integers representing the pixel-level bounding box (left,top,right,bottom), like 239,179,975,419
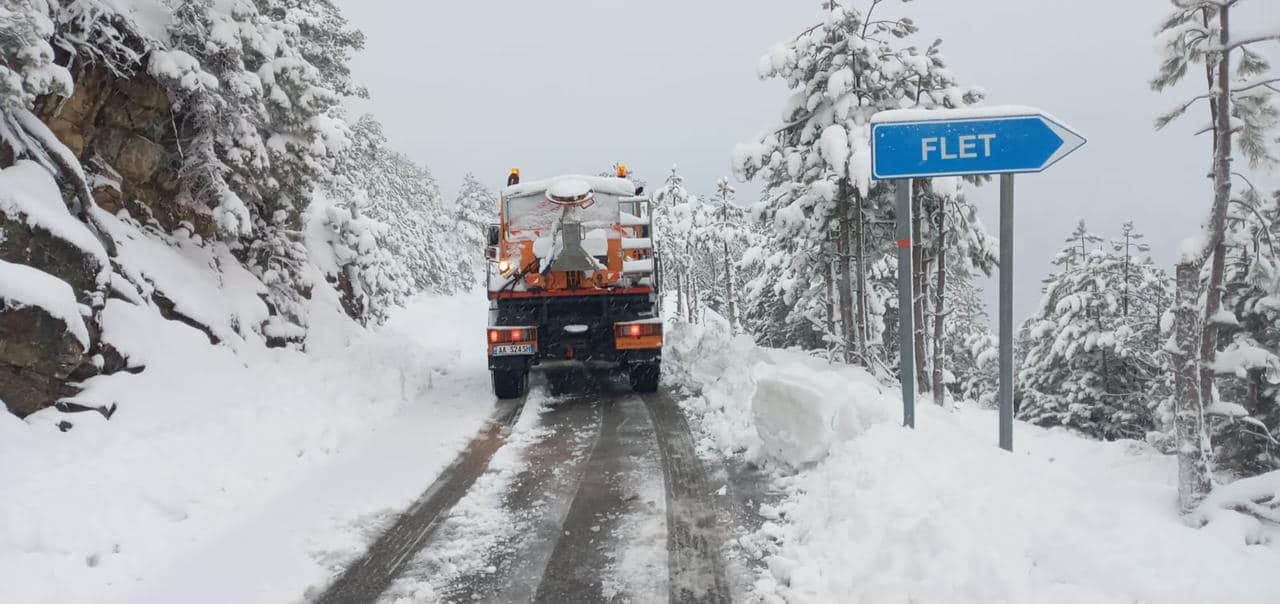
666,318,1280,604
0,291,496,604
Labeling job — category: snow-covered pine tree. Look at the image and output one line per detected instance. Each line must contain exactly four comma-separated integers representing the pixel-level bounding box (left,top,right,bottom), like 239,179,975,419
923,179,997,402
1019,221,1170,441
713,177,741,330
944,276,997,407
654,167,753,327
0,2,73,138
1209,185,1280,475
153,0,363,341
653,166,697,322
1152,0,1280,512
334,115,476,298
454,173,496,261
733,0,982,366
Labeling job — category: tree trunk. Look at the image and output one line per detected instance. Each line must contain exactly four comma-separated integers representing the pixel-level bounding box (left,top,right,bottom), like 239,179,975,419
691,287,699,324
1174,261,1213,513
824,252,835,338
723,238,737,332
675,270,685,321
836,180,857,364
1199,4,1236,415
932,198,947,404
853,187,870,364
912,180,930,393
1169,4,1236,515
1123,233,1131,316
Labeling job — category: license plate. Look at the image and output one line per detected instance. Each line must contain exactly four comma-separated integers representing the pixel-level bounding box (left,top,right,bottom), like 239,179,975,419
492,343,535,356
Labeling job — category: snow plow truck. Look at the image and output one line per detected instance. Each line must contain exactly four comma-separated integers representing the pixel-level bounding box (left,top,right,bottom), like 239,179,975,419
483,167,662,399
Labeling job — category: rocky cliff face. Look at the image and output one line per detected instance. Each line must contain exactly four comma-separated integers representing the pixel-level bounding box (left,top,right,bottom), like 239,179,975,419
35,65,215,239
0,65,199,418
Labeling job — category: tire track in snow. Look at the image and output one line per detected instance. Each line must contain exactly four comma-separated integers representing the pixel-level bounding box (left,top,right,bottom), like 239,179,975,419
384,378,603,603
643,390,732,604
314,395,527,604
534,392,668,602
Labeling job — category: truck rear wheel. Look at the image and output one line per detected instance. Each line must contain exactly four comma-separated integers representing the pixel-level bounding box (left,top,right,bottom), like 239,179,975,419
628,363,660,393
492,369,528,399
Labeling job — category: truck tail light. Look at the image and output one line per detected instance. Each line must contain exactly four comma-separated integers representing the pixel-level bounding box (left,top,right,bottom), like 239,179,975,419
615,322,662,338
488,327,537,344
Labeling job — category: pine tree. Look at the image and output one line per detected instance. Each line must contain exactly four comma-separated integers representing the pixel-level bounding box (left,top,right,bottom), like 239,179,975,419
944,277,997,407
1019,222,1171,441
1152,0,1280,512
733,0,982,367
654,166,696,321
150,0,365,339
1211,186,1280,475
454,173,496,257
334,116,476,298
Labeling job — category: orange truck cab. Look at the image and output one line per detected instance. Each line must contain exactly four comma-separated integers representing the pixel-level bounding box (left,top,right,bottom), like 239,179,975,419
483,167,662,398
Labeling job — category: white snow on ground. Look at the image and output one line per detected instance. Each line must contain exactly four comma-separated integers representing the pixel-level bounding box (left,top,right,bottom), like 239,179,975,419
666,317,1280,604
0,290,496,604
600,401,668,601
95,210,270,346
380,389,552,603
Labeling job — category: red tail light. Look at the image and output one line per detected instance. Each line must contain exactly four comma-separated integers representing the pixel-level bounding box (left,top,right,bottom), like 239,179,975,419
488,327,537,344
615,322,662,338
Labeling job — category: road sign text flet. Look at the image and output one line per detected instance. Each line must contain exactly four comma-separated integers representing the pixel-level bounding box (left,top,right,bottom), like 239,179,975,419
871,111,1085,180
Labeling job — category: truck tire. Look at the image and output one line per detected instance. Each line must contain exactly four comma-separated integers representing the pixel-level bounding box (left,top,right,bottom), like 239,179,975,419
492,369,528,399
628,363,660,394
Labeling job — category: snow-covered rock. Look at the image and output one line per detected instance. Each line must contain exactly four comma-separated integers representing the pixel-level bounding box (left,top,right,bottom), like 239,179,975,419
0,162,106,416
0,260,88,416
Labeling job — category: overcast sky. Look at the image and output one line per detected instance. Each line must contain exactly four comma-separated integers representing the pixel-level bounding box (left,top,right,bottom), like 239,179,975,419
336,0,1278,321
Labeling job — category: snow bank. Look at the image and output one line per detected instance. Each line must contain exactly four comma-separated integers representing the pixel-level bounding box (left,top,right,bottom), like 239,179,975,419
664,311,769,459
666,311,893,468
94,209,269,345
0,290,497,604
0,260,90,348
752,362,893,468
666,320,1280,604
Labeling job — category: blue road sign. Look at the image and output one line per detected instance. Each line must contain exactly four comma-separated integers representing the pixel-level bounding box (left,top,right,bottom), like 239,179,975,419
870,112,1086,180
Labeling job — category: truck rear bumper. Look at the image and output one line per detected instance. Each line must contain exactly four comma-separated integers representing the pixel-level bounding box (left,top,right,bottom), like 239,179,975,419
488,293,660,372
488,349,659,372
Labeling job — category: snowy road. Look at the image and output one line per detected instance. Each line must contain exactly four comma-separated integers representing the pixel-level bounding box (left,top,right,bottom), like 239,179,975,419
317,373,741,603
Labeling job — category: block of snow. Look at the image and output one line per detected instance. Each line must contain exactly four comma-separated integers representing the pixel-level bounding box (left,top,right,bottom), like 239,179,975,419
752,364,838,467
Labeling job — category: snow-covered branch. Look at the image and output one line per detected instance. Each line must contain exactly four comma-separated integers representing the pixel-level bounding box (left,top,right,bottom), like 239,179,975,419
1199,470,1280,524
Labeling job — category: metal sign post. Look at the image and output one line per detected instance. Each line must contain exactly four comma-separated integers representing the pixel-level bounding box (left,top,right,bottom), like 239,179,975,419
998,174,1015,451
896,178,915,429
869,107,1085,451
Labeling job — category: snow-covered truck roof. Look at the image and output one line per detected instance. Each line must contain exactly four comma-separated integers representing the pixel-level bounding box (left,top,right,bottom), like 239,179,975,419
502,175,636,199
503,175,633,241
